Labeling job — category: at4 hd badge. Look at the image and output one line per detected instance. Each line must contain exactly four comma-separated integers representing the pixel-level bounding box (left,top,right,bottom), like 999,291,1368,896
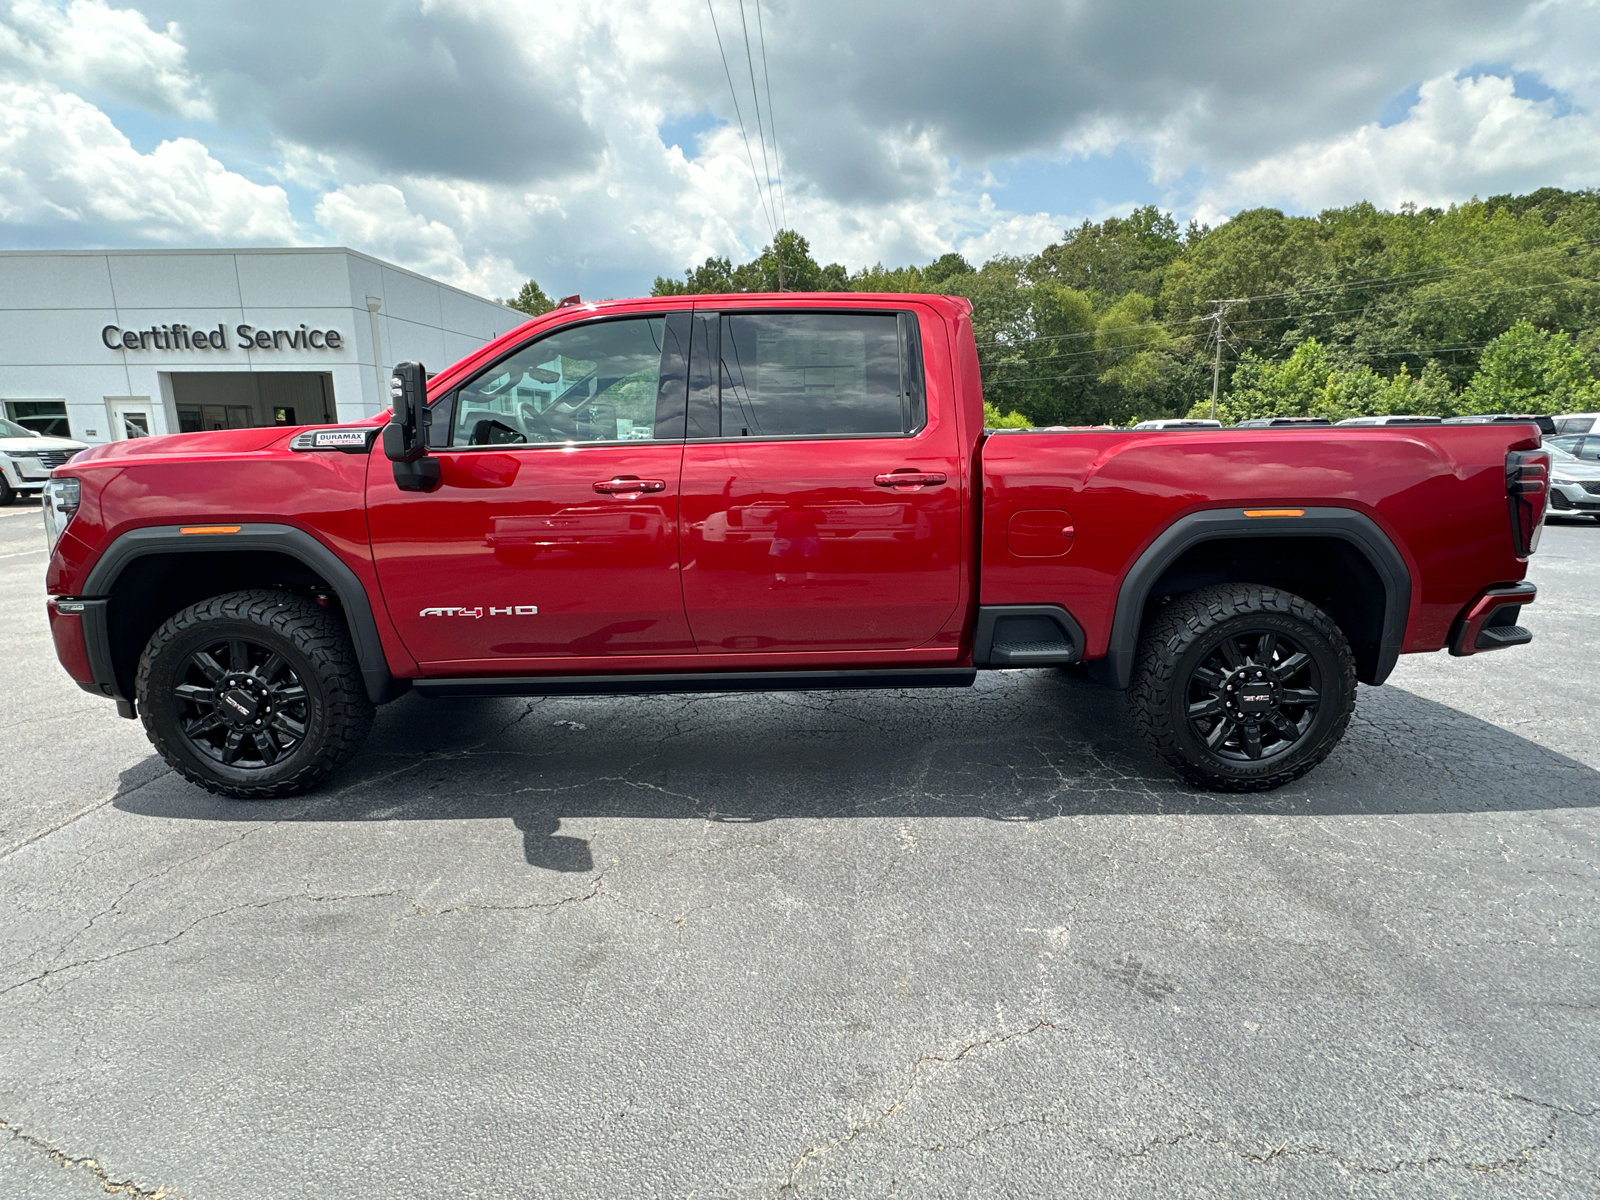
419,605,539,618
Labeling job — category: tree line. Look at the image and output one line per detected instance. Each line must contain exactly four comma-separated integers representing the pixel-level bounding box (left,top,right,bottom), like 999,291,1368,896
505,188,1600,424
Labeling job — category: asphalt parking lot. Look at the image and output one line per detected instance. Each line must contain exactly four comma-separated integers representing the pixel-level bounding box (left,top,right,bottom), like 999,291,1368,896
2,498,1597,1200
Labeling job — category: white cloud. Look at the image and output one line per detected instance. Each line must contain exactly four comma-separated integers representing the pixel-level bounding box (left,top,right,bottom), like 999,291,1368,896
2,0,1598,301
0,79,294,240
1202,72,1600,214
0,0,211,118
314,183,523,298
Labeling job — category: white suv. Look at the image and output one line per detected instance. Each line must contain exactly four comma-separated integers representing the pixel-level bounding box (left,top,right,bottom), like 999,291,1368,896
0,417,87,505
1553,413,1600,435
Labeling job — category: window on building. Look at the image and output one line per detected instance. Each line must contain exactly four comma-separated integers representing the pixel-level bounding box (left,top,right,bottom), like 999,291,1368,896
5,401,70,438
177,405,254,432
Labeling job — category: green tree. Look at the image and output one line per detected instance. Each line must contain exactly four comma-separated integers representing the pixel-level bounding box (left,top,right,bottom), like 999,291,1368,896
652,230,849,295
1459,320,1600,414
983,401,1032,428
504,279,554,317
1036,206,1185,304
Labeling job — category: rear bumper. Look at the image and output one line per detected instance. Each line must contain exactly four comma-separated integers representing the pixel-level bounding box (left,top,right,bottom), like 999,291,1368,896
1448,581,1536,657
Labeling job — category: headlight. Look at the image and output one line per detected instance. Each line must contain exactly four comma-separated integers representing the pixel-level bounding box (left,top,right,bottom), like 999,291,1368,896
42,477,80,552
1553,476,1580,487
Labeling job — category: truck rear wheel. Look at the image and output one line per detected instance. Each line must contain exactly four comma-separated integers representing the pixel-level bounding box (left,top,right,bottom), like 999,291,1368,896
136,590,375,799
1129,584,1356,792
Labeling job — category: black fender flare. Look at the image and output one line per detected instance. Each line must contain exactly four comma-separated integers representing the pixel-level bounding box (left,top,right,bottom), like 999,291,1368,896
80,523,403,705
1091,507,1412,690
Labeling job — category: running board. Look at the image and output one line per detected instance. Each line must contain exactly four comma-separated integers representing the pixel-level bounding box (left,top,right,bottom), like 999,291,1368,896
412,667,978,699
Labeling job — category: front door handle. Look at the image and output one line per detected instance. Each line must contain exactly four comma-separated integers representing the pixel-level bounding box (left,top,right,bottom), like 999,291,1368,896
593,476,666,494
874,470,947,488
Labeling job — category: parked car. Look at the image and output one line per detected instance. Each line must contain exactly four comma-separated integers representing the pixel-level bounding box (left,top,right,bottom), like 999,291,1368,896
1547,434,1600,462
1553,413,1600,435
1544,442,1600,519
1335,415,1443,426
42,294,1549,798
0,417,85,505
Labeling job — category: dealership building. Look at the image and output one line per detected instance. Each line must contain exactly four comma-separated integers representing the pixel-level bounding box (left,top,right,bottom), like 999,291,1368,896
0,248,524,443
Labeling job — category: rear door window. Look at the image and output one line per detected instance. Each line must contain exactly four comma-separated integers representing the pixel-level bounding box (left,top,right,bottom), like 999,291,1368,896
691,311,925,439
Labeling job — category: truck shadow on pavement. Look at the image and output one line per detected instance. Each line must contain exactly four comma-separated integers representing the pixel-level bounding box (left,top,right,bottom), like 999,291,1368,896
114,670,1600,871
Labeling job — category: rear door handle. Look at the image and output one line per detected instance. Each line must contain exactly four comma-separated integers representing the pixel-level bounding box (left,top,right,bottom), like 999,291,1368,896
593,477,666,494
874,471,947,487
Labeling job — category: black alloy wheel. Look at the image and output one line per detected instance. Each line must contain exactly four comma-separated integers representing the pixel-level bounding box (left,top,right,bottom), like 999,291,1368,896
170,636,311,769
1129,584,1357,792
137,590,374,799
1183,628,1322,763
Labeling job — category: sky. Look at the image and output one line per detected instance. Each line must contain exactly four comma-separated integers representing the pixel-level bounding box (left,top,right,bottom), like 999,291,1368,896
1,0,1597,301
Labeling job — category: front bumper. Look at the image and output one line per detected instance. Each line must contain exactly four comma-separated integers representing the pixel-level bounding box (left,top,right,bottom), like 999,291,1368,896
2,456,55,489
46,597,135,717
1548,480,1600,512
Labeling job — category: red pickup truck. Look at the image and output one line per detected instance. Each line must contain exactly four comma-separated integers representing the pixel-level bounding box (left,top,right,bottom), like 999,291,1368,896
41,293,1550,798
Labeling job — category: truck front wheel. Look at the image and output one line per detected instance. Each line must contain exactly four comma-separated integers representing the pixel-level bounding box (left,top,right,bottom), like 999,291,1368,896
1129,584,1357,792
136,590,375,799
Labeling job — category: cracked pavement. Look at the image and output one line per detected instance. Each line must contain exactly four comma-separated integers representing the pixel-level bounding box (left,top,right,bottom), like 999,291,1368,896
2,498,1598,1199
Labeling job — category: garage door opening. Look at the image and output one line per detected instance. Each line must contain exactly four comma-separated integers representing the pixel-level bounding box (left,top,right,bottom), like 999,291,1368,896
170,372,335,432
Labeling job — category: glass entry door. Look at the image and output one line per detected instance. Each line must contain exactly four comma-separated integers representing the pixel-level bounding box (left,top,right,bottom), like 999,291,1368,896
108,399,155,439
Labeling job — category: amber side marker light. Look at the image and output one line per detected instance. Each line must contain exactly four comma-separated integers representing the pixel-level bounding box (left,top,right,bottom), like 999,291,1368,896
1242,509,1306,518
179,525,242,535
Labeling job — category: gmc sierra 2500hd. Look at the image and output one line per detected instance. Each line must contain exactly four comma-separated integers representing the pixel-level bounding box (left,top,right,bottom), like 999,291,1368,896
42,293,1549,797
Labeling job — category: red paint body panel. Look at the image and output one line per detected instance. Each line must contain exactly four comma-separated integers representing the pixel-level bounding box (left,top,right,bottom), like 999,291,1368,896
367,442,694,668
41,291,1535,694
46,602,93,683
979,425,1535,656
677,299,968,655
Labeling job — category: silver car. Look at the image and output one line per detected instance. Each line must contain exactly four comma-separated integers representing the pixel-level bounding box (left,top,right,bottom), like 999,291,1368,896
1545,441,1600,520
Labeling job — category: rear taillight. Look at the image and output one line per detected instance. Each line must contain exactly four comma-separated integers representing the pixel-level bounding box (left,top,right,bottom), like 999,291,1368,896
1506,449,1550,558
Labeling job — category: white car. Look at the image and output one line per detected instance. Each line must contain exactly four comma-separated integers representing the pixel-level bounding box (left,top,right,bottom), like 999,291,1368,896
1546,441,1600,520
0,417,87,505
1553,412,1600,435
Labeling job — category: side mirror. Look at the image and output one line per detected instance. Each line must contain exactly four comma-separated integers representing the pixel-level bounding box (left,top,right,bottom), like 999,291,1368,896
382,361,440,492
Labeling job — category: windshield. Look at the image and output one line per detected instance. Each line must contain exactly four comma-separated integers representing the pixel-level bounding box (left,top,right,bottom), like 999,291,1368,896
0,417,40,438
1546,442,1576,461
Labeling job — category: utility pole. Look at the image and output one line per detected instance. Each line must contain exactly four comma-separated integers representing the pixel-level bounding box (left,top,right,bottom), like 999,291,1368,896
1207,299,1242,420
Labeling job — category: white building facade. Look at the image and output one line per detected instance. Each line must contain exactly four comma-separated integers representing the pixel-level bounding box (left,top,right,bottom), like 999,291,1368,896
0,248,525,443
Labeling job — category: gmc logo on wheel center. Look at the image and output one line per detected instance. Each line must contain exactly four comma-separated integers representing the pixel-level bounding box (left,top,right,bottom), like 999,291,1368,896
418,605,539,619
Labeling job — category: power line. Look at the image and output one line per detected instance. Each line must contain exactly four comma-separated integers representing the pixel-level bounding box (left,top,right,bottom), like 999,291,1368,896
971,233,1600,352
973,271,1600,356
706,0,775,237
736,0,782,288
737,1,774,223
754,0,786,230
982,325,1600,388
1209,234,1600,308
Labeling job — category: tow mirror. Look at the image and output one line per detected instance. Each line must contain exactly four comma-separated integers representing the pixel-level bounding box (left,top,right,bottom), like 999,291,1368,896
382,361,440,492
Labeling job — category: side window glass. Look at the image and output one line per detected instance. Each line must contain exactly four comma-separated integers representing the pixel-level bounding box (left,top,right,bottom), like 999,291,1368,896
451,317,667,446
713,312,919,438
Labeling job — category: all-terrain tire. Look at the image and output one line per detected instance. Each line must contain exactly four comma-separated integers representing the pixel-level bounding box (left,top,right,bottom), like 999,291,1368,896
1129,584,1357,792
136,590,375,799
